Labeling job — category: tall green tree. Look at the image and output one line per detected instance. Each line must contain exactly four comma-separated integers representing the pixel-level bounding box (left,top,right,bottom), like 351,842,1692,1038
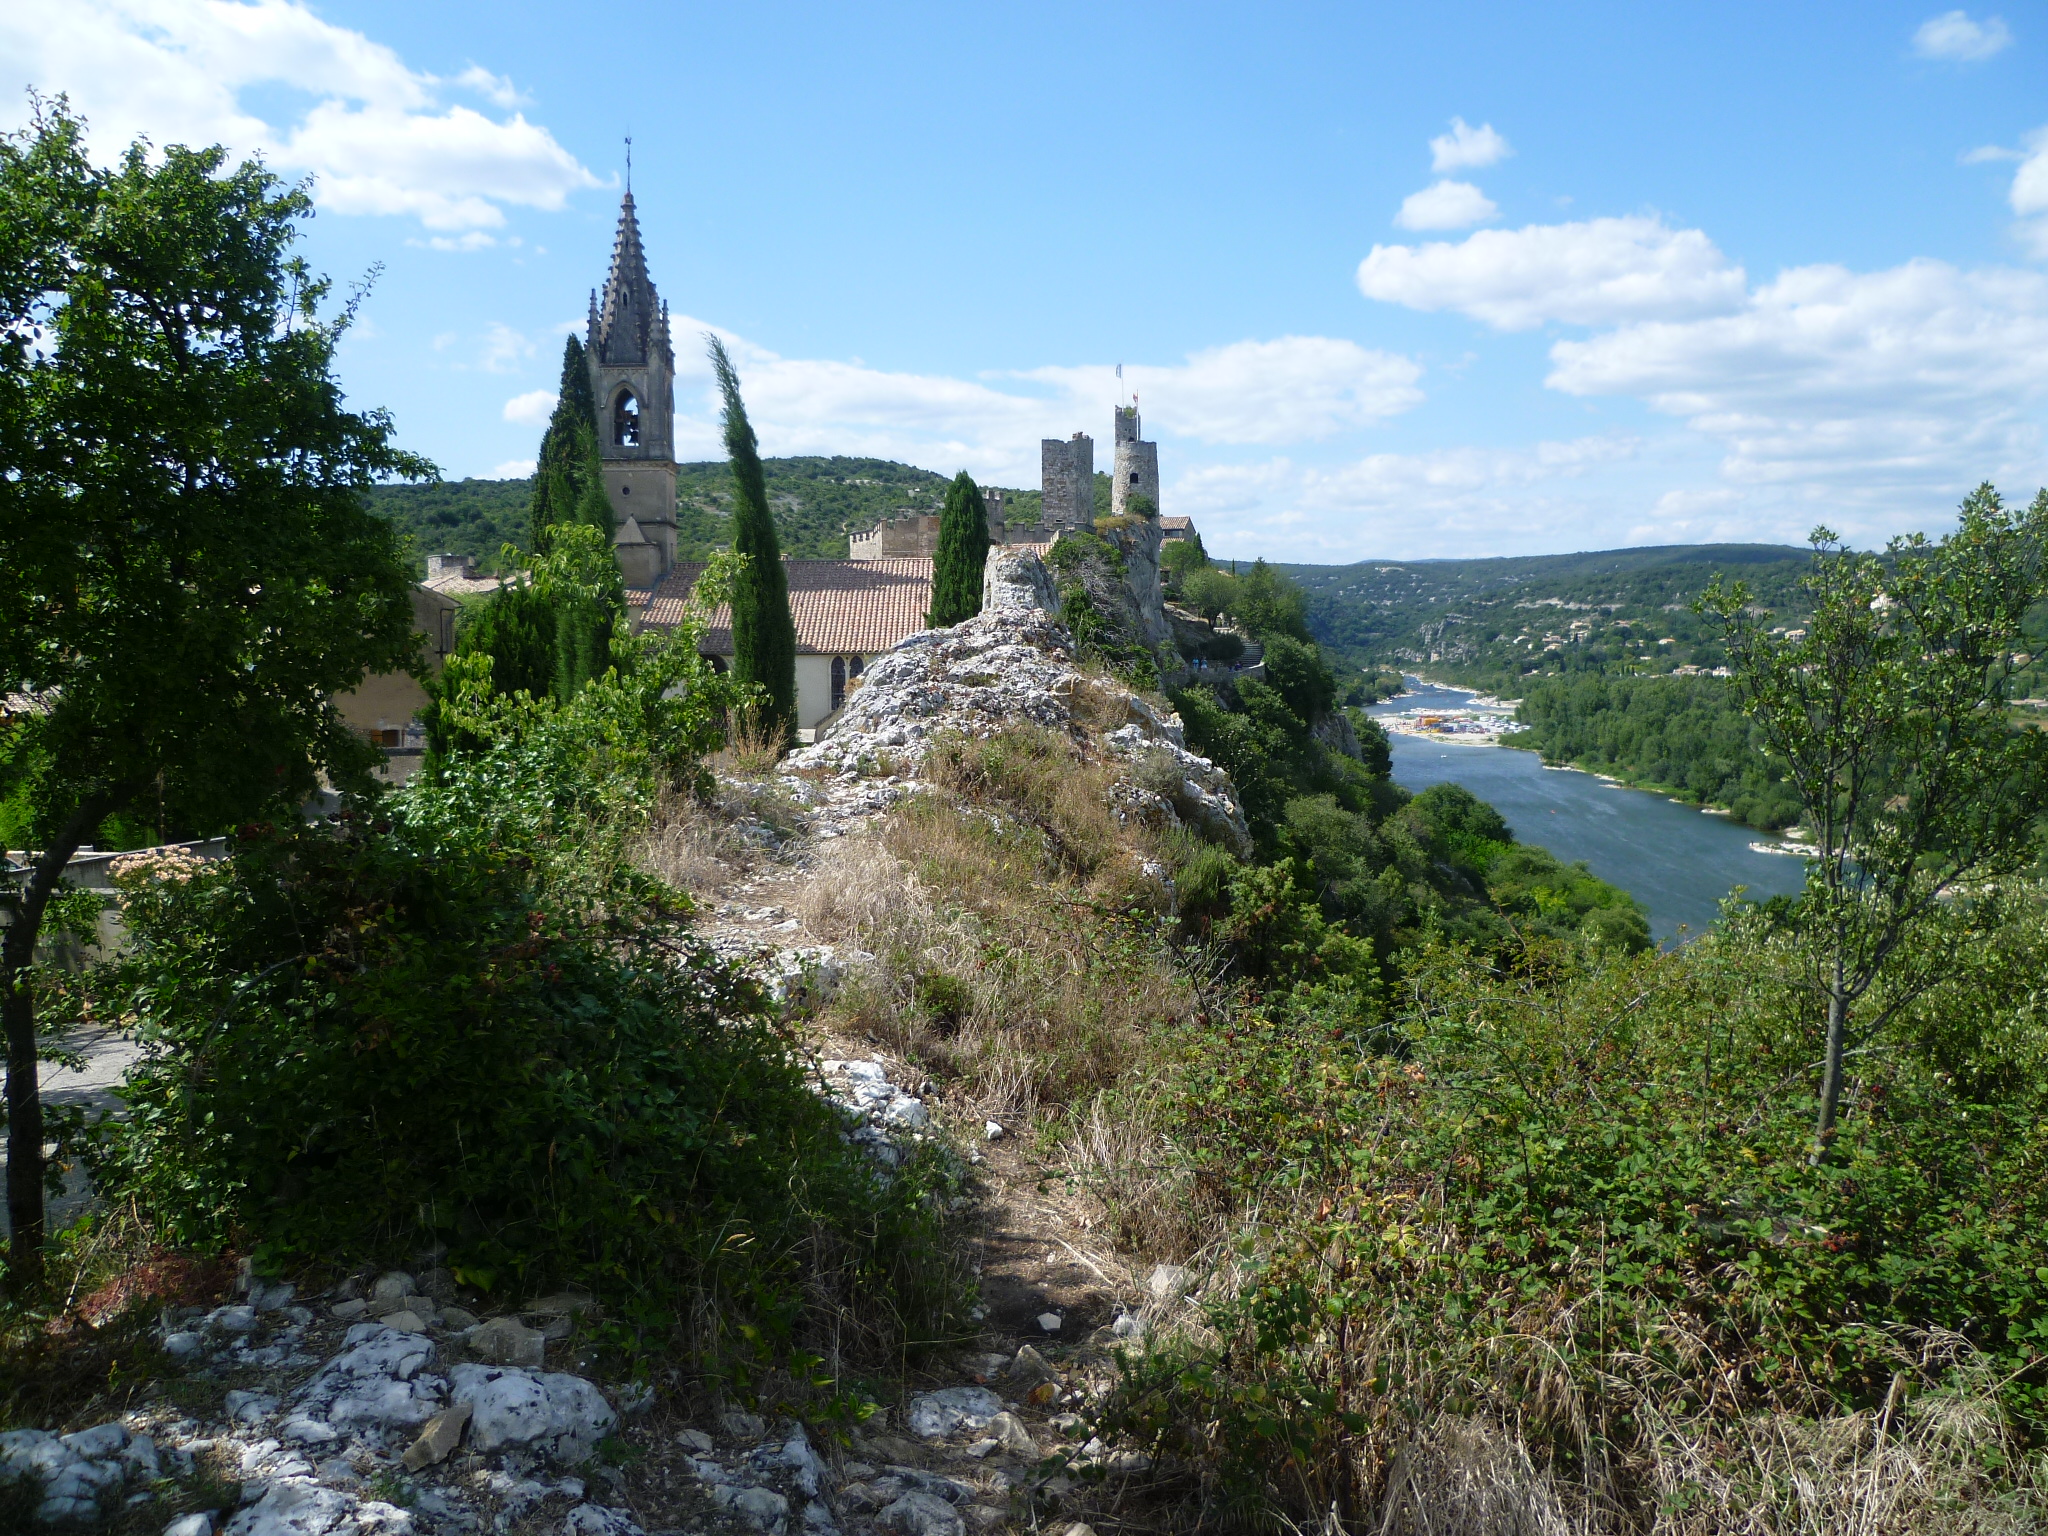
928,471,990,627
527,335,600,552
543,523,625,704
1700,484,2048,1160
0,102,428,1277
707,335,796,739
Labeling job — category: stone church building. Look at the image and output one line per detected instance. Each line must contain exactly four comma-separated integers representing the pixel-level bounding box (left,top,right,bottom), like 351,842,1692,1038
589,191,681,589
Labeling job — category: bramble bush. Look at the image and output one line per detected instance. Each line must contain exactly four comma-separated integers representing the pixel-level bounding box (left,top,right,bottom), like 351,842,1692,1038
82,614,968,1382
1107,903,2048,1526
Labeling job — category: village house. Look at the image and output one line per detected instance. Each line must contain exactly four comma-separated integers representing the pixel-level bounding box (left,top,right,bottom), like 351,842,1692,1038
333,583,463,783
632,558,936,741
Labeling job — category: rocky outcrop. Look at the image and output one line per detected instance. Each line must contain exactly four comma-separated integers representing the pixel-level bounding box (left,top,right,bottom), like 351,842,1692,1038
1100,515,1173,652
786,551,1250,856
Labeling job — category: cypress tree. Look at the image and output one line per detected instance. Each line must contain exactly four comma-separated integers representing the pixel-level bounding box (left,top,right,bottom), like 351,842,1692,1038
528,335,599,551
708,335,797,738
928,470,990,627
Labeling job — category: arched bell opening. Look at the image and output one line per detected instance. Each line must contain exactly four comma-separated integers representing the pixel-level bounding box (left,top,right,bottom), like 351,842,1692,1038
612,388,641,447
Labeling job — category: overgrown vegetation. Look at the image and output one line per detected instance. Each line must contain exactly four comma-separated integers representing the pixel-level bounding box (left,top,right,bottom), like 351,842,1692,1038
1,101,427,1275
815,503,2048,1532
1107,906,2048,1531
59,580,966,1396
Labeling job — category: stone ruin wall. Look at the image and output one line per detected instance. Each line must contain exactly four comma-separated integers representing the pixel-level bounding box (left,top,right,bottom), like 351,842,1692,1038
1040,433,1095,529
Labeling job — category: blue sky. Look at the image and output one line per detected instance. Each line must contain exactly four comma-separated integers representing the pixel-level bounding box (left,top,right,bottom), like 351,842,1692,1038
7,1,2046,560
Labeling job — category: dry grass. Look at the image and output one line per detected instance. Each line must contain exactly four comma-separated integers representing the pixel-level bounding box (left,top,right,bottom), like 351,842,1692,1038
1124,1278,2048,1536
1344,1362,2048,1536
809,726,1199,1123
0,1211,234,1435
635,780,806,901
707,706,787,778
1058,1089,1232,1264
792,836,909,948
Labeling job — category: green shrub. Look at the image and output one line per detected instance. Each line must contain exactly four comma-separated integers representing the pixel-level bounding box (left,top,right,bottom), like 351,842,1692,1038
1110,910,2048,1524
88,818,962,1372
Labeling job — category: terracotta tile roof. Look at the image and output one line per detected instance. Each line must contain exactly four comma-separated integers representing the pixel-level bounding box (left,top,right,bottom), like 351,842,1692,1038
634,558,935,655
1159,516,1194,532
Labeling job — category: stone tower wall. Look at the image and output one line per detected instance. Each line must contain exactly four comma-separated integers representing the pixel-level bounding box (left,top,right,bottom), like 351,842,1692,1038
1111,439,1159,520
1114,405,1140,445
1040,433,1095,529
589,192,679,579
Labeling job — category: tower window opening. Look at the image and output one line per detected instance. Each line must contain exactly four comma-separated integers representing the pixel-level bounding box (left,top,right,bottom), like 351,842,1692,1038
1129,471,1139,484
613,389,641,447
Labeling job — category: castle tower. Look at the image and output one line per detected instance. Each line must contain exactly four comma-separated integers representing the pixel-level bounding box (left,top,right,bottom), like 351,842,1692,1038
1110,404,1159,520
587,190,678,587
1040,431,1095,529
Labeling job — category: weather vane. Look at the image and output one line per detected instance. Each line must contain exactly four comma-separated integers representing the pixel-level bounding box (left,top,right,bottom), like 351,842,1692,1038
625,134,632,191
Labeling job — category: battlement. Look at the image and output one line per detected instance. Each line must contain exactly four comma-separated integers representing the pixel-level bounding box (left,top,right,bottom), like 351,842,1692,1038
848,486,1016,559
1114,404,1141,445
1041,432,1095,529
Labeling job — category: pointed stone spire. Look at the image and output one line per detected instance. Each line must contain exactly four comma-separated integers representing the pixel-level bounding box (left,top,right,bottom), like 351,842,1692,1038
593,190,668,370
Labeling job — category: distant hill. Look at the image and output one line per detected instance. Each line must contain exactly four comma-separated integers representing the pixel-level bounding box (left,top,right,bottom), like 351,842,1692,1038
364,479,533,576
366,456,1067,575
1278,544,1818,693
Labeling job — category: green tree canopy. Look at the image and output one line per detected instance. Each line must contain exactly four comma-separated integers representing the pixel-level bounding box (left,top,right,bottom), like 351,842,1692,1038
0,101,429,1274
708,335,796,740
1701,483,2048,1159
527,335,601,552
929,470,990,627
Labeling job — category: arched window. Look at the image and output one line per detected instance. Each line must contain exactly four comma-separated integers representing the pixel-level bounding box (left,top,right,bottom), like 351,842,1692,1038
613,389,641,447
1129,471,1139,484
831,655,847,711
848,655,864,680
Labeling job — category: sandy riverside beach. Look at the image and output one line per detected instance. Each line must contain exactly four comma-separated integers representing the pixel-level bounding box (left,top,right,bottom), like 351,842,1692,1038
1376,696,1529,747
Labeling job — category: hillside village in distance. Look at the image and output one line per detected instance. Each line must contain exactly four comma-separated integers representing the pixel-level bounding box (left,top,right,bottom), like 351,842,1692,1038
343,190,1215,773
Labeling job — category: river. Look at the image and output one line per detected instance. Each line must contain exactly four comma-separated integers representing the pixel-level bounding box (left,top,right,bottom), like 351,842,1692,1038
1369,681,1808,945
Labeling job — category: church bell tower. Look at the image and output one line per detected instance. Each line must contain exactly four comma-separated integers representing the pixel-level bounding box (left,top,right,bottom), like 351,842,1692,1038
587,189,678,588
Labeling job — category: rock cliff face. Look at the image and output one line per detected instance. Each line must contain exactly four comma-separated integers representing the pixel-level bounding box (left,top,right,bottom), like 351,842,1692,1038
787,550,1251,856
1099,514,1173,652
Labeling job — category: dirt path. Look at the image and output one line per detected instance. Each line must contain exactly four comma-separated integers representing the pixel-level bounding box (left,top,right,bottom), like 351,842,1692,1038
678,778,1172,1531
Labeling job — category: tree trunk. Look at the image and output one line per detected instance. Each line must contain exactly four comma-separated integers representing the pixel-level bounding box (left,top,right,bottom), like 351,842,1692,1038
2,803,105,1285
1811,962,1849,1166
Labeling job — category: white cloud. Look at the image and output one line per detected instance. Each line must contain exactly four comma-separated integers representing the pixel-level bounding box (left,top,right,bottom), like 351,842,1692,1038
2011,127,2048,257
1170,436,1642,560
453,65,526,109
1358,215,1747,330
476,323,534,374
1912,10,2013,61
1394,180,1499,231
415,232,499,252
503,389,556,427
637,322,1426,486
487,458,536,480
1022,337,1423,445
0,0,600,231
1429,117,1511,172
1548,259,2048,497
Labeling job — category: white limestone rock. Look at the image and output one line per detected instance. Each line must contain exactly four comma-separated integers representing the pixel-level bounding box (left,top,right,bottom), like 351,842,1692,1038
563,1504,646,1536
448,1363,616,1464
876,1491,966,1536
906,1386,1004,1440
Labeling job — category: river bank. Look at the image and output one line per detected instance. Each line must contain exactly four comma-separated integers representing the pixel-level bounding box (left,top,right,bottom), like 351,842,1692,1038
1370,680,1809,943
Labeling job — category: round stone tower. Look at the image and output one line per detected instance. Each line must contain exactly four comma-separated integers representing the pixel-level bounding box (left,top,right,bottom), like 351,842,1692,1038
1110,405,1159,520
